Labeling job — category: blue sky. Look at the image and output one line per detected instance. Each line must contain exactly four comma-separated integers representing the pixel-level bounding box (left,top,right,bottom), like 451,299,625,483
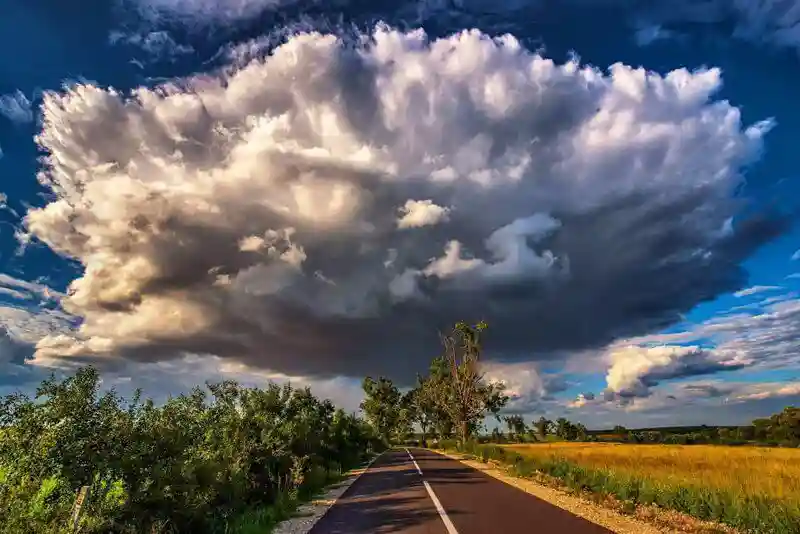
1,0,800,429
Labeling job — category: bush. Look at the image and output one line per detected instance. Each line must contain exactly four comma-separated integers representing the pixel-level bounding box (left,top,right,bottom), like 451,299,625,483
0,367,377,534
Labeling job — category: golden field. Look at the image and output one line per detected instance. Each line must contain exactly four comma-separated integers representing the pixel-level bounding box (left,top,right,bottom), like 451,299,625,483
504,442,800,504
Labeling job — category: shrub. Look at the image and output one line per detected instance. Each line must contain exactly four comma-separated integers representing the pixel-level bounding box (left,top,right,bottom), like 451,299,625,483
0,367,377,534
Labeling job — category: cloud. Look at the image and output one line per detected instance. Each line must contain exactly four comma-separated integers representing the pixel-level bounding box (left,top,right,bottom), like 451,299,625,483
733,285,782,298
792,249,800,261
569,391,595,408
0,91,33,124
397,199,451,229
481,360,569,413
603,344,748,400
597,289,800,403
633,24,679,46
13,26,784,383
126,0,310,25
108,30,195,62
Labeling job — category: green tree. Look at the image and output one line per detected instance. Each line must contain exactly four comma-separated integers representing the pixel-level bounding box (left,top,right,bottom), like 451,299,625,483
504,415,526,442
534,416,551,440
360,377,403,444
434,321,508,445
555,417,577,440
406,376,439,446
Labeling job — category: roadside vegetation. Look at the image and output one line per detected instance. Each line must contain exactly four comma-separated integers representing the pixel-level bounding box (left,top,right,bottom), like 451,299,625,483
0,367,382,533
3,318,799,534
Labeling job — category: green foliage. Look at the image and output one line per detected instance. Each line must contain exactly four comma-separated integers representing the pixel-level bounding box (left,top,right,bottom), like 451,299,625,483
360,377,405,444
0,367,378,534
533,417,551,439
504,415,526,442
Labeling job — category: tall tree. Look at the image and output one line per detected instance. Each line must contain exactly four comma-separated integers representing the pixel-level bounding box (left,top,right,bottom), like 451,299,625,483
504,415,526,442
360,377,402,443
434,321,508,445
534,416,551,440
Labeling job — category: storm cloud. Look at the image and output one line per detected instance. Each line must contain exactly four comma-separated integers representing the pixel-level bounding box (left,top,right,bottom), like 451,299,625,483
15,26,785,383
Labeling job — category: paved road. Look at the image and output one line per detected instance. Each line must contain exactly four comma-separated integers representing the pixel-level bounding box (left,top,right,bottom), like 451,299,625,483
309,448,613,534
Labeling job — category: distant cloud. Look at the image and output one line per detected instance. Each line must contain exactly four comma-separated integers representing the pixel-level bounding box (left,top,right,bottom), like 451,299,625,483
0,91,33,124
108,30,194,62
786,273,800,280
733,285,782,298
603,344,748,401
792,249,800,261
633,24,678,46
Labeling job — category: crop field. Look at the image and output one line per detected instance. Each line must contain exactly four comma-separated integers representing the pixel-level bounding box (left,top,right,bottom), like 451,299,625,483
503,442,800,505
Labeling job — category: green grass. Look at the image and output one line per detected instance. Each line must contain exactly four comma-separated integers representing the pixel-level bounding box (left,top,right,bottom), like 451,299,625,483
440,441,800,534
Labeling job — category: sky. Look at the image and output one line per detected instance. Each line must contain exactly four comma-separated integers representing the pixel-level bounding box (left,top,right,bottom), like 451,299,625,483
1,0,800,429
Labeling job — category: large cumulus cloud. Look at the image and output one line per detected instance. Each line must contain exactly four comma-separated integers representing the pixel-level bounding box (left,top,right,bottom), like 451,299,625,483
17,26,784,382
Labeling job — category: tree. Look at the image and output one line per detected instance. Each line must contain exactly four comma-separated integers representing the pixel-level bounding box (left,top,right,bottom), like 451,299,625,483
360,377,402,443
405,377,438,446
574,422,588,441
504,415,526,442
612,425,627,435
555,417,577,440
433,321,508,445
534,416,551,440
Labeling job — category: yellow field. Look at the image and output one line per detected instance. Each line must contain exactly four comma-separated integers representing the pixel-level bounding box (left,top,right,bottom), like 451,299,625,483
504,442,800,504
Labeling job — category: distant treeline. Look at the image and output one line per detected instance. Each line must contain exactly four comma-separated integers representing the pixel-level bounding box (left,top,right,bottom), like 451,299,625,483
483,407,800,447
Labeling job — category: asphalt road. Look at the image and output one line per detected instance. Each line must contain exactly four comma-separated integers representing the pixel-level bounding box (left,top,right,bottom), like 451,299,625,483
309,448,614,534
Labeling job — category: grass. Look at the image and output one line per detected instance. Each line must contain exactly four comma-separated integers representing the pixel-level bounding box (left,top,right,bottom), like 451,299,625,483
441,441,800,534
504,442,800,506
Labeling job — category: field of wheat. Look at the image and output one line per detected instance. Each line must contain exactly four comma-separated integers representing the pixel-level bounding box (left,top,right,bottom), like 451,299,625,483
504,442,800,505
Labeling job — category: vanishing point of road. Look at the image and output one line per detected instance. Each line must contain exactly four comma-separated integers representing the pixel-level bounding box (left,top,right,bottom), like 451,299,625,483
309,448,613,534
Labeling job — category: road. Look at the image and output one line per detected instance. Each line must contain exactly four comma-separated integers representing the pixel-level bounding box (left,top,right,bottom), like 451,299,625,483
309,448,613,534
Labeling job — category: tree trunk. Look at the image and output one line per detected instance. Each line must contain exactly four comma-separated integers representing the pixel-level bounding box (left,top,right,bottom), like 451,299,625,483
459,420,469,447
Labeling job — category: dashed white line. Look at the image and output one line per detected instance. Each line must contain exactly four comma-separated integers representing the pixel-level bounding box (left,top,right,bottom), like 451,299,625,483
405,448,459,534
423,480,459,533
404,447,423,475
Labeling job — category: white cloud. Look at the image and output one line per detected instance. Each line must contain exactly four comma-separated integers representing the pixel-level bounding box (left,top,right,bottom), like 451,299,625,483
397,199,451,229
791,249,800,261
733,285,782,298
11,26,778,380
0,90,33,124
603,344,749,399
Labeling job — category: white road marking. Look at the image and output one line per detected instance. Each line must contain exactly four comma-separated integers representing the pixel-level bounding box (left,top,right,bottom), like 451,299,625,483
404,447,423,475
423,481,459,534
405,448,459,534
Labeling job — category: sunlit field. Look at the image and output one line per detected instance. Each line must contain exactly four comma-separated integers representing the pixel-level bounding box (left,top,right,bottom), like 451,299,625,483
504,442,800,505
